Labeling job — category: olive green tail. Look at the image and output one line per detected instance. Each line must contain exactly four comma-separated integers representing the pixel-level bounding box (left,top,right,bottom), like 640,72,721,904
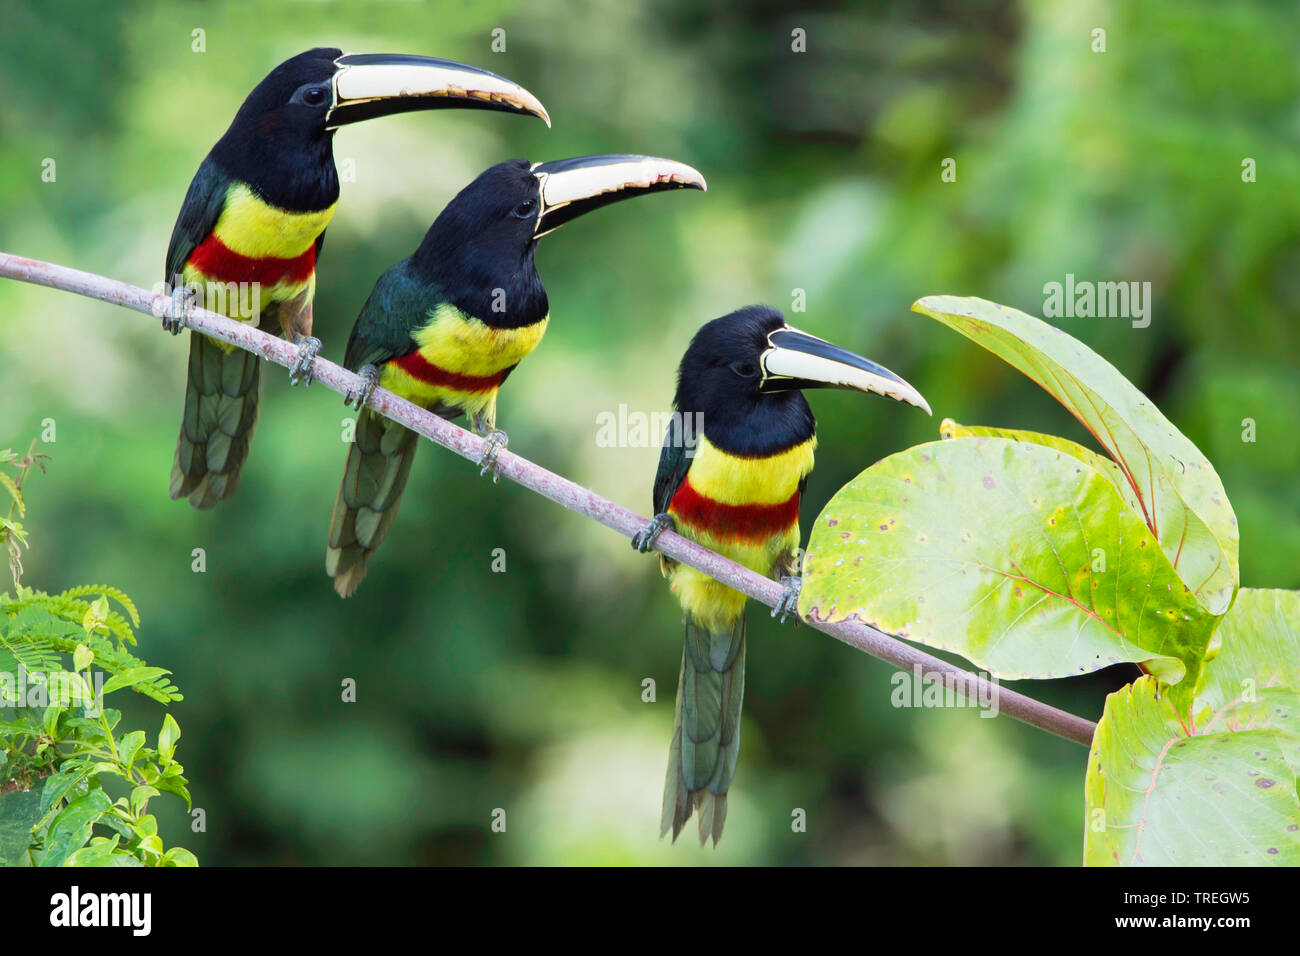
170,333,260,510
662,612,746,846
325,408,419,598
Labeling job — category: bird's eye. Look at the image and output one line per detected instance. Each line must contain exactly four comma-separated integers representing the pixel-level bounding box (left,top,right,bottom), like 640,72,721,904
728,361,760,378
294,84,330,107
511,199,537,219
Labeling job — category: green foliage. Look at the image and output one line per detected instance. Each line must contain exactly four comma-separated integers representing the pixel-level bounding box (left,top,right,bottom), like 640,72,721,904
1084,590,1300,865
800,437,1216,684
0,447,195,867
913,296,1239,616
803,297,1237,708
0,442,46,588
801,298,1295,866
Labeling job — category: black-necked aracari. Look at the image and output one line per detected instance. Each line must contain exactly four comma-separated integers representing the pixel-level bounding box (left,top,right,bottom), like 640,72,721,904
165,47,548,509
326,154,707,597
631,306,931,845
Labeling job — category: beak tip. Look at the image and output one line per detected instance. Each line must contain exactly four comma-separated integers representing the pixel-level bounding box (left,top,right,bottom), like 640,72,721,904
905,390,932,416
507,88,550,126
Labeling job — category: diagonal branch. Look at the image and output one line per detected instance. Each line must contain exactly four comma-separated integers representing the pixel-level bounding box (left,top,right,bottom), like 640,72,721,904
0,251,1098,747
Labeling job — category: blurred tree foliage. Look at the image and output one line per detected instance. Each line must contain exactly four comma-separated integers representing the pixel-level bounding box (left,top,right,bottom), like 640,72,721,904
0,0,1295,864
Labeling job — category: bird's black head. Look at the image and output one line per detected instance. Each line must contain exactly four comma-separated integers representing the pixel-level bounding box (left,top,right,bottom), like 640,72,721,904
210,48,344,212
204,49,551,213
676,307,816,455
412,159,549,329
675,305,932,454
408,154,705,329
230,47,342,138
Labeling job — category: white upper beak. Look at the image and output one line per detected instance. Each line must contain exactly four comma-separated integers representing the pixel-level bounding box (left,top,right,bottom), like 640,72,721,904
328,54,550,127
760,326,932,414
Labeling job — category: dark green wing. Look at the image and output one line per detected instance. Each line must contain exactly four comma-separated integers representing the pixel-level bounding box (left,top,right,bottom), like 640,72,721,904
652,412,694,515
164,157,232,283
342,257,436,372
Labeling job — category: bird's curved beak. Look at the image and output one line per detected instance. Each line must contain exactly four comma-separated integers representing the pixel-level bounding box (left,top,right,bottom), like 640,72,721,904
759,326,931,414
530,154,706,238
326,53,550,128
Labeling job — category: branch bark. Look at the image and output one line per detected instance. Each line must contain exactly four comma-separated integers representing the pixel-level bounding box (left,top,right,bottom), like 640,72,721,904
0,251,1098,747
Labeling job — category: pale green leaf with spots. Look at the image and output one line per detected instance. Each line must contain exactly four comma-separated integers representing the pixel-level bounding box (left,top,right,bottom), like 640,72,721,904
914,296,1238,615
799,438,1219,700
1084,592,1300,866
939,419,1144,517
1192,588,1300,717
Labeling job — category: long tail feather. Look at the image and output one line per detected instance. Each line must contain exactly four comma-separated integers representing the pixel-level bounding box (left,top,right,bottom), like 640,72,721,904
325,408,419,597
661,613,746,846
170,334,259,510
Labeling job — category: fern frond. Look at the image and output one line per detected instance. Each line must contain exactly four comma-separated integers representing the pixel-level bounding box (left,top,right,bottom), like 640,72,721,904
34,630,183,704
3,593,137,646
0,630,63,675
57,585,140,628
80,633,181,703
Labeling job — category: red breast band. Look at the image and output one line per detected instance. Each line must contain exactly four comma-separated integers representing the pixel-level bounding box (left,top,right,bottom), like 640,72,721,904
187,235,316,287
389,351,504,392
669,478,800,542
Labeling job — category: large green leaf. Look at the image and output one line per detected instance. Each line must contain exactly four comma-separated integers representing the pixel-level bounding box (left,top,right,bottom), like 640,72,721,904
800,437,1219,694
0,786,43,866
38,788,112,867
914,296,1238,615
65,836,142,867
1194,588,1300,717
1084,591,1300,866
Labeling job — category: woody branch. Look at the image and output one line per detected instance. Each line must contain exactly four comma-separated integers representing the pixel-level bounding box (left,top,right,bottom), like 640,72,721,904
0,251,1098,747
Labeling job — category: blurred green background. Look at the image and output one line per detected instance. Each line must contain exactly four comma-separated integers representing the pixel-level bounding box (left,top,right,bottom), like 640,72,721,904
1,0,1296,865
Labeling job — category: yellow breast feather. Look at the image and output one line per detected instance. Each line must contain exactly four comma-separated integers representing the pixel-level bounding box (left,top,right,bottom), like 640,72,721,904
379,304,549,420
685,435,816,506
213,183,337,259
412,303,550,376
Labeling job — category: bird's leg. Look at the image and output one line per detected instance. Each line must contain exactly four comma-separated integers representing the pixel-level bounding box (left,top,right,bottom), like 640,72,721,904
471,410,508,483
632,513,674,553
344,364,380,410
772,575,802,624
163,281,195,335
288,334,323,387
279,288,320,387
477,431,509,481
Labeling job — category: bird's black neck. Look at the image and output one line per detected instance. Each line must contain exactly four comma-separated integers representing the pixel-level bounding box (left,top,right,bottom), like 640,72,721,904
209,126,340,213
684,390,817,457
410,229,549,330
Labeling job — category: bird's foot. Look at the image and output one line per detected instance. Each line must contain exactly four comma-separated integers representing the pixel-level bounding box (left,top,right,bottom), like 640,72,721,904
632,513,674,553
163,284,195,335
288,335,322,387
344,364,380,410
478,429,508,482
772,575,802,624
